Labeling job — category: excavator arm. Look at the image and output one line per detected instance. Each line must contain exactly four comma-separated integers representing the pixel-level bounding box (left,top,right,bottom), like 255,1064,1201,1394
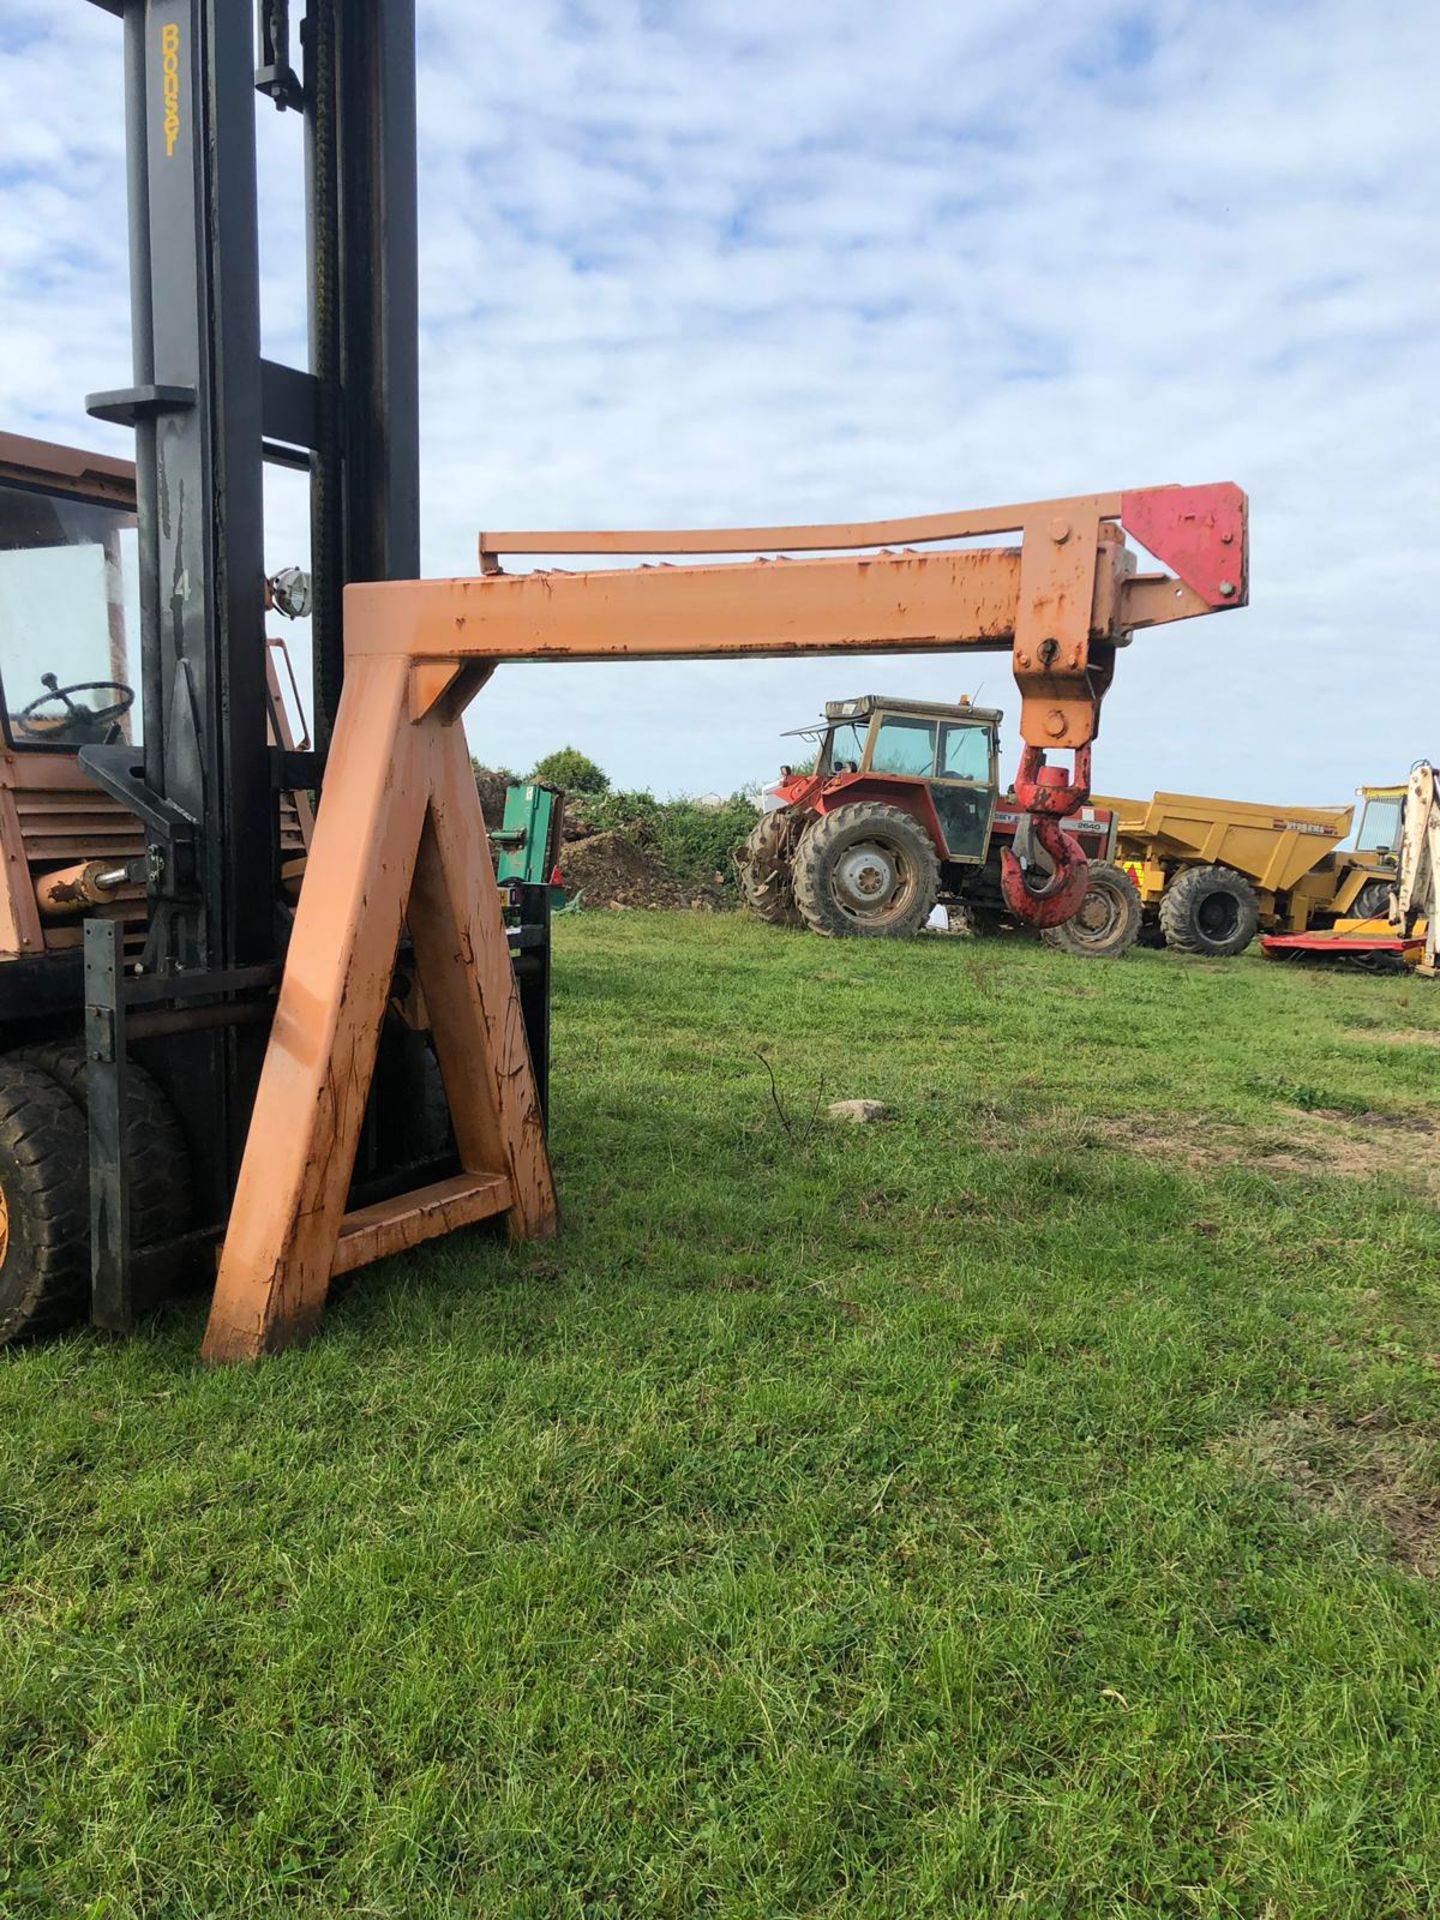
203,479,1247,1361
1393,762,1439,976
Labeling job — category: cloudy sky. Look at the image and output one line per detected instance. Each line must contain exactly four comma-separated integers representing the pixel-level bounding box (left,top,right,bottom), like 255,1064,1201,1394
1,1,1435,806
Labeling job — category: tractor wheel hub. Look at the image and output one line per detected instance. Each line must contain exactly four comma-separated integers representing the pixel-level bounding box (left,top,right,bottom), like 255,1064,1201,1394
1077,890,1116,934
836,842,897,908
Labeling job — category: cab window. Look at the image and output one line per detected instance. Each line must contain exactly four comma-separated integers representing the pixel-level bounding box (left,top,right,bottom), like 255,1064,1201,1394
1353,794,1402,854
822,721,868,773
937,723,989,782
0,480,142,749
870,715,937,778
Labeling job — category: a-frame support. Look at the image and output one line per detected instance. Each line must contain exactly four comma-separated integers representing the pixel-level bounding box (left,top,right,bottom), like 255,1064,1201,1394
201,655,555,1363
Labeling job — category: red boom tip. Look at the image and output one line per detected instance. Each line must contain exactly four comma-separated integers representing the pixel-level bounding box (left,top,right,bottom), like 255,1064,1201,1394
1120,483,1248,610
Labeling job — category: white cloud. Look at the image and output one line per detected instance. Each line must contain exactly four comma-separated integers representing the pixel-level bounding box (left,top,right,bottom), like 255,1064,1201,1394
1,1,1435,807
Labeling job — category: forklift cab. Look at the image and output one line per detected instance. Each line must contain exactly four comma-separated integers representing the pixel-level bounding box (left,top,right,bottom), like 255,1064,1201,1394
817,694,1001,862
0,441,142,754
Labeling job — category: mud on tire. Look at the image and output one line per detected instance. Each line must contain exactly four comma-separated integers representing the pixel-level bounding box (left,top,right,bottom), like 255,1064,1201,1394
736,810,804,927
1158,864,1260,958
1042,861,1142,959
792,802,939,938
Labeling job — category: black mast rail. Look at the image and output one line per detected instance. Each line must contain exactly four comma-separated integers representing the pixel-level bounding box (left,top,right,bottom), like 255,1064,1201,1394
55,3,545,1331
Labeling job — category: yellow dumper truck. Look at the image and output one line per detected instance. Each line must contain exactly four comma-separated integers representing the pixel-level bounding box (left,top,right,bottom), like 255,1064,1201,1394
1097,785,1402,957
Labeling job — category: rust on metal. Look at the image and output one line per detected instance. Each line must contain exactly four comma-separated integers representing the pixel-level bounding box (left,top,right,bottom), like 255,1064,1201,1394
478,494,1127,562
1001,745,1095,927
0,749,144,958
0,429,136,510
34,858,135,918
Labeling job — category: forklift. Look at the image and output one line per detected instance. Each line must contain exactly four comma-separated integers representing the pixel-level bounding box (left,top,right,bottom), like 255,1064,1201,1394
2,4,1249,1359
0,3,550,1342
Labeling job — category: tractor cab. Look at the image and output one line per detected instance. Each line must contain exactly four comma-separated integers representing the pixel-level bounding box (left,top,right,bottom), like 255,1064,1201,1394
786,693,1002,863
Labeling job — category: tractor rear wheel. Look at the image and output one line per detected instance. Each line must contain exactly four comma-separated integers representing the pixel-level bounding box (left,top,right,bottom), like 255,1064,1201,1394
1042,862,1141,959
0,1060,89,1343
792,802,939,938
12,1041,192,1253
1159,864,1259,958
737,810,803,927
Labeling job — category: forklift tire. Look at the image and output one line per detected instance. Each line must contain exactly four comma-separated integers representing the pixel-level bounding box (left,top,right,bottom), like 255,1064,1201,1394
1158,865,1260,958
12,1042,192,1253
792,802,939,938
1042,862,1142,959
0,1061,89,1343
737,811,803,927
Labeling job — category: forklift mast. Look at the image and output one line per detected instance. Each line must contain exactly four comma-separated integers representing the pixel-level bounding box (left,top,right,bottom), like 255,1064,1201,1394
85,0,418,970
67,1,525,1329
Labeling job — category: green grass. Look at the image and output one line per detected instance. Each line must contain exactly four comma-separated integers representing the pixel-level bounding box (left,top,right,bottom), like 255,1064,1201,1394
2,918,1439,1918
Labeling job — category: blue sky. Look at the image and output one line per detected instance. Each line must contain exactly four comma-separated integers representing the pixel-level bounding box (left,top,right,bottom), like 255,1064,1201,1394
1,1,1436,805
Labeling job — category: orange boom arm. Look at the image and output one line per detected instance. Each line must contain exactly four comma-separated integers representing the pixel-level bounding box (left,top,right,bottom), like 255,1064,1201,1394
202,482,1246,1362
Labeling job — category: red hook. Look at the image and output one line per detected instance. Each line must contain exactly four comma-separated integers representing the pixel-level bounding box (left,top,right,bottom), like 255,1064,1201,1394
999,744,1093,929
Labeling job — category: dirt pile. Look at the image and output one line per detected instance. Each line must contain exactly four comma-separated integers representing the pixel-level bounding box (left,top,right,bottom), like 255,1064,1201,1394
473,766,516,831
559,831,721,911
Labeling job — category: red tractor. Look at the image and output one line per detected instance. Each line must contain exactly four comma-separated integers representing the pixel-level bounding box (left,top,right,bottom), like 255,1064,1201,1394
739,694,1140,957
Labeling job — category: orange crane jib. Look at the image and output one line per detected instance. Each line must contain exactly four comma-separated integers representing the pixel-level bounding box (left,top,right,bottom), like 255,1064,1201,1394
464,481,1247,927
202,481,1246,1362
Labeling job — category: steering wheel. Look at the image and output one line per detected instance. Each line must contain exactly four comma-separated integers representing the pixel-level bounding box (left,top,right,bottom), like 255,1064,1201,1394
16,675,136,744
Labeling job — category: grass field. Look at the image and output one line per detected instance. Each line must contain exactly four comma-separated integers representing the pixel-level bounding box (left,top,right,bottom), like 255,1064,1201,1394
2,915,1438,1918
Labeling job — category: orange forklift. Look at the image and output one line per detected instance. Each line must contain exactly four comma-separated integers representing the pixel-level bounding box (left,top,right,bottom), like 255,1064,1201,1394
1,2,1249,1358
0,5,553,1343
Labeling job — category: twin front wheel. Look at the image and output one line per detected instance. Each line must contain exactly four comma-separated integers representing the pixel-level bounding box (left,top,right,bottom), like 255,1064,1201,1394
740,803,939,939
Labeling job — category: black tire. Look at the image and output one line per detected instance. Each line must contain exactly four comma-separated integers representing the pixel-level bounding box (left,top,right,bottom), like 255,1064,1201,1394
1352,878,1394,920
792,802,939,938
0,1060,89,1343
13,1041,191,1252
1042,862,1142,959
1158,864,1260,958
736,811,803,927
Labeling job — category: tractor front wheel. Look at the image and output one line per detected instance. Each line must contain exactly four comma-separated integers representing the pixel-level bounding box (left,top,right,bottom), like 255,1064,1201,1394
1042,862,1142,959
0,1060,89,1344
737,810,803,926
792,802,939,938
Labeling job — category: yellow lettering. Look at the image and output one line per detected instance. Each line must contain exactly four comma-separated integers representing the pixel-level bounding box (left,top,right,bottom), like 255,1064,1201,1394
162,23,181,157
